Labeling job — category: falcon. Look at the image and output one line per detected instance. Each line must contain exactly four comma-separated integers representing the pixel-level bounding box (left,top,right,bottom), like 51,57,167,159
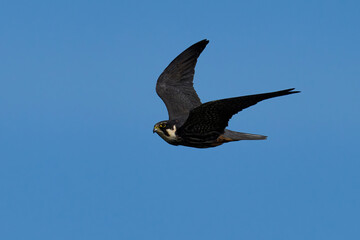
153,39,299,148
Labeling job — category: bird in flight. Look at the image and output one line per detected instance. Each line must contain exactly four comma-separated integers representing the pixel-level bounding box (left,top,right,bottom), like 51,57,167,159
153,39,299,148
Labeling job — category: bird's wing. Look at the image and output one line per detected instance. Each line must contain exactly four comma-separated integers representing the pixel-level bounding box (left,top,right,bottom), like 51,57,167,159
156,39,209,120
178,88,300,136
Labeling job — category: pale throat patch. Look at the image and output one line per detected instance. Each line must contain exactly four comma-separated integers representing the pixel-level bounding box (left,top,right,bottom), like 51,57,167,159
166,125,177,139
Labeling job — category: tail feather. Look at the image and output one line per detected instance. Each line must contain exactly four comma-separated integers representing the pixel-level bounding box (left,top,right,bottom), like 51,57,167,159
223,129,267,141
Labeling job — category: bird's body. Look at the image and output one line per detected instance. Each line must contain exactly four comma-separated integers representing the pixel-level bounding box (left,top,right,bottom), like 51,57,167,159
153,39,299,148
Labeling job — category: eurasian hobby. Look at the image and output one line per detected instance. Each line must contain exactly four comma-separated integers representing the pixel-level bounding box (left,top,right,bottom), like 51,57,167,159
153,39,299,148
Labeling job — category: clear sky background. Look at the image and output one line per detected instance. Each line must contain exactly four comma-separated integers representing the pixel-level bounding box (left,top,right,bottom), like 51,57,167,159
1,0,359,239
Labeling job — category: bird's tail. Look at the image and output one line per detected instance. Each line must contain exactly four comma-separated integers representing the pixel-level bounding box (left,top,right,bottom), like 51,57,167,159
222,129,267,141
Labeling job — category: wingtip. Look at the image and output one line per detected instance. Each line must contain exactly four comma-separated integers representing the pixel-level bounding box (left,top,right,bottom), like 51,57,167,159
285,88,301,94
290,88,301,94
187,39,209,53
198,39,209,46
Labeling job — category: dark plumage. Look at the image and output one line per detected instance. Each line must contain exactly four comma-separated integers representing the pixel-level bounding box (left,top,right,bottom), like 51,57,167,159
153,39,300,148
156,40,206,121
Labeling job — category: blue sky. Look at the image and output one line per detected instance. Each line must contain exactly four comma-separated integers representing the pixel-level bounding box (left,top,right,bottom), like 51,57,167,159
1,0,359,239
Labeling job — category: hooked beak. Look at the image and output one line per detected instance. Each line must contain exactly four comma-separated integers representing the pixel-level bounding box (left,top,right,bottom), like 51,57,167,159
153,126,158,133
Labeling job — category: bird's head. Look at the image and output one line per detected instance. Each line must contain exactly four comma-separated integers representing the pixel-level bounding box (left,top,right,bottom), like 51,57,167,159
153,121,168,133
153,120,179,143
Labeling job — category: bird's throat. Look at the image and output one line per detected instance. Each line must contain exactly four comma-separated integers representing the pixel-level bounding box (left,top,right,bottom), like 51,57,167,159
157,125,179,144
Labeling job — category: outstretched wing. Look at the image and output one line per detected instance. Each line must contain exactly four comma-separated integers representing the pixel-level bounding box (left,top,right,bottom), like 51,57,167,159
156,39,209,121
178,88,300,136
